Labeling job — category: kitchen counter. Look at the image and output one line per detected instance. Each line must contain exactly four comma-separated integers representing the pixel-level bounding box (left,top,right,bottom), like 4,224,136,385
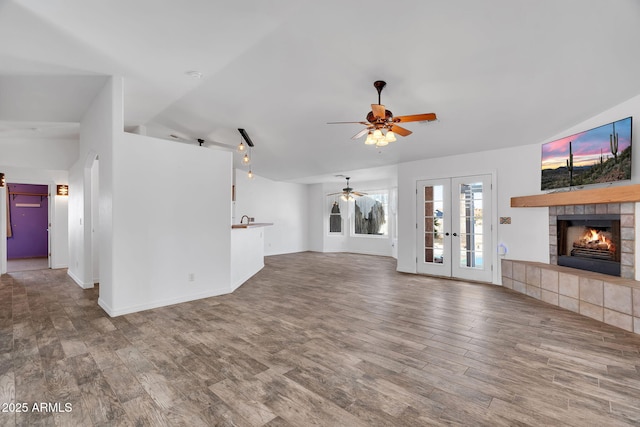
231,222,274,229
230,223,273,291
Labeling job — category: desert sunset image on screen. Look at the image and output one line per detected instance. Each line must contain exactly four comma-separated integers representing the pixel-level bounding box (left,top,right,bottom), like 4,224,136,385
541,116,632,190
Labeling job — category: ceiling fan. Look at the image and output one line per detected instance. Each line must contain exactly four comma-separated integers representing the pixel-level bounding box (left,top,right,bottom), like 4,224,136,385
328,177,366,201
328,80,437,147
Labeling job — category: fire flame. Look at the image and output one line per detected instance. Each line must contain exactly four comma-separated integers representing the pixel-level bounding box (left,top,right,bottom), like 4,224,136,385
577,228,616,252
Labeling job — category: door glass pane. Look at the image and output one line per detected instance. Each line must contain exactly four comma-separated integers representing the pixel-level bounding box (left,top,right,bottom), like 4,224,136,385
433,248,444,263
423,185,444,264
458,182,483,269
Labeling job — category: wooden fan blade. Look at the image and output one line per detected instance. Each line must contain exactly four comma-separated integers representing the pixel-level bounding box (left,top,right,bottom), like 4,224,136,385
371,104,386,119
327,121,369,125
352,191,367,197
393,113,437,123
390,124,412,137
351,128,370,139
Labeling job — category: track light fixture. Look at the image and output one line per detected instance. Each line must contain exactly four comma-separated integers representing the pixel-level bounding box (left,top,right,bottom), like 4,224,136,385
237,128,254,147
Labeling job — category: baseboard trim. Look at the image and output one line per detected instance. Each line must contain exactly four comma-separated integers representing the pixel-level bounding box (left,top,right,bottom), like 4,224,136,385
101,287,232,317
230,265,263,292
67,270,94,289
98,297,114,317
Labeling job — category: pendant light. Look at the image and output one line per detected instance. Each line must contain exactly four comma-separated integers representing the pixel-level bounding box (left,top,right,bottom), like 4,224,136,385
237,129,255,178
247,147,254,178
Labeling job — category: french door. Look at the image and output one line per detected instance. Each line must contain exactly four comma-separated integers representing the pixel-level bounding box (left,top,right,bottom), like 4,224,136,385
416,174,493,282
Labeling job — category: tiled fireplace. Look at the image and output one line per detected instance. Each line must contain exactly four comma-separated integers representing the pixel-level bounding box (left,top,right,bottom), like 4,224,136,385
549,202,635,279
505,186,640,334
502,201,639,334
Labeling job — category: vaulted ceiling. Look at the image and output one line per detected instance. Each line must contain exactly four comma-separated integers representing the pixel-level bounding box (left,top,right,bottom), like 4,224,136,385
2,0,640,183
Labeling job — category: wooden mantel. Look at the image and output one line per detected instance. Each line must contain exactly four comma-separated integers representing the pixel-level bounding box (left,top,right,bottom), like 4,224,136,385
511,184,640,207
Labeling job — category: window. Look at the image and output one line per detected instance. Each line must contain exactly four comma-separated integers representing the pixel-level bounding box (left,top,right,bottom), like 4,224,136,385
354,191,388,236
329,200,342,233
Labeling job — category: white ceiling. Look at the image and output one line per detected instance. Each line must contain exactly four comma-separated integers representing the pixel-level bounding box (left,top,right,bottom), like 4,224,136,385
2,0,640,184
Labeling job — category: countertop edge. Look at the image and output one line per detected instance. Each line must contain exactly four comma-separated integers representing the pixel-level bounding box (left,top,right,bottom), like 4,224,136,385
231,223,274,229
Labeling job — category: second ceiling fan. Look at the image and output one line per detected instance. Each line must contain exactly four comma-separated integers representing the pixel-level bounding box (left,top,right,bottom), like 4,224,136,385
328,80,437,147
328,177,366,201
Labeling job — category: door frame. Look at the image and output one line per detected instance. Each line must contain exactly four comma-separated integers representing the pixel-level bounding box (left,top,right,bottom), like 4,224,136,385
415,171,498,284
2,179,55,272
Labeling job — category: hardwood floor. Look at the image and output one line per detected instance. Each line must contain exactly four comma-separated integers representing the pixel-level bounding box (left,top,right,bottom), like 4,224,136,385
1,252,640,426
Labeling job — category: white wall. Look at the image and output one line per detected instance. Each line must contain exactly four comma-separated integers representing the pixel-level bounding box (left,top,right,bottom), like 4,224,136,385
107,133,232,315
233,170,309,256
313,178,397,257
397,92,640,283
307,183,324,252
66,76,242,316
0,138,78,170
68,76,119,296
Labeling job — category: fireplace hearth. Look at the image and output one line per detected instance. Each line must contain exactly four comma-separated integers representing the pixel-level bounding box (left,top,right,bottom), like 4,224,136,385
557,214,621,276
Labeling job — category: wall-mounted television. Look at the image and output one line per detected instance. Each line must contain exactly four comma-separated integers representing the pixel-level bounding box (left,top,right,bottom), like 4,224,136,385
541,116,632,190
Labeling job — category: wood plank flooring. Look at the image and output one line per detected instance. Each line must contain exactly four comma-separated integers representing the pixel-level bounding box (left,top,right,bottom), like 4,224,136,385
1,251,640,426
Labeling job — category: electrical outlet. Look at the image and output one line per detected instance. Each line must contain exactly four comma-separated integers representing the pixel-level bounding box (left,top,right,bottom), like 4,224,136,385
188,273,195,282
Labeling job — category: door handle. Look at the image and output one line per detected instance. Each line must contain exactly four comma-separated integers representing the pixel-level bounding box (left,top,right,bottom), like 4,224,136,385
445,232,450,236
452,233,458,237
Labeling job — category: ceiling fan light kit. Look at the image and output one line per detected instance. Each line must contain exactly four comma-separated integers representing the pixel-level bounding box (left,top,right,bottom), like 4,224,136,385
329,80,437,147
365,128,396,146
327,177,367,201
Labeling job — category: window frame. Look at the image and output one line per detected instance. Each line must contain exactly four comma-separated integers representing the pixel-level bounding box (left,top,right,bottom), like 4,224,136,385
327,196,344,235
351,189,389,238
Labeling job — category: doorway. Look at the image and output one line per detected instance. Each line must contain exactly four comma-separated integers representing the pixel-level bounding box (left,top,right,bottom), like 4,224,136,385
90,157,100,284
416,174,493,282
6,183,50,272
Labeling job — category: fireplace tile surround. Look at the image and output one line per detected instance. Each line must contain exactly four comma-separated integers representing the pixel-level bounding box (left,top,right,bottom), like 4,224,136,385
549,202,635,279
502,201,638,335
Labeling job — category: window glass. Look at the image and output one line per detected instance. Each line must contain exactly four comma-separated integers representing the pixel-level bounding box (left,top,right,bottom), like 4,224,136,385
329,200,342,233
354,191,388,236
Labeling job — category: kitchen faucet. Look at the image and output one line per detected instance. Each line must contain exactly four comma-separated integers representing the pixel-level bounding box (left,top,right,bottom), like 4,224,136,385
240,215,250,224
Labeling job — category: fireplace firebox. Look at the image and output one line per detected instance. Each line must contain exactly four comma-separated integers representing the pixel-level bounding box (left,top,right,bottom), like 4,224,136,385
557,214,621,276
